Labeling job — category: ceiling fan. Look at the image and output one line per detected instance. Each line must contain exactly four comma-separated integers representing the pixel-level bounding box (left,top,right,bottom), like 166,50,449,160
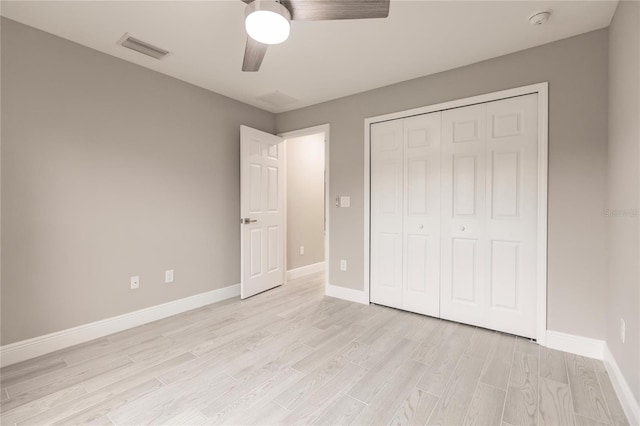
240,0,391,72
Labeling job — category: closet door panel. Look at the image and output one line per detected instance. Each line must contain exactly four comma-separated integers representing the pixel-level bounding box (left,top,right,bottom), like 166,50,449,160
441,103,487,328
370,119,404,309
485,94,538,338
403,112,441,316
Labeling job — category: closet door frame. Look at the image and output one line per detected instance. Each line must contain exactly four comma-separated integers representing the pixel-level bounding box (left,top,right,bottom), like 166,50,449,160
363,82,549,344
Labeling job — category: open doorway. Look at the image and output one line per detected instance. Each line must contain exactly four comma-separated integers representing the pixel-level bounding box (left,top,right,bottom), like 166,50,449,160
280,125,329,284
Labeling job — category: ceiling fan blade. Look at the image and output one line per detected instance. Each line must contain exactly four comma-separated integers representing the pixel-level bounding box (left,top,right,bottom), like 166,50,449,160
281,0,390,21
242,37,268,72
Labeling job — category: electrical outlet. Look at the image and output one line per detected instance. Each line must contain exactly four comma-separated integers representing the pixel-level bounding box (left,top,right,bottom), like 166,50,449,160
165,269,174,284
299,246,305,255
130,276,139,290
621,318,626,343
340,260,347,271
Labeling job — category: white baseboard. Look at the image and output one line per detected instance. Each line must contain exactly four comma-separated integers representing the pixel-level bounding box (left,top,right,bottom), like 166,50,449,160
286,261,325,280
325,283,369,305
603,344,640,426
545,330,605,359
0,283,240,368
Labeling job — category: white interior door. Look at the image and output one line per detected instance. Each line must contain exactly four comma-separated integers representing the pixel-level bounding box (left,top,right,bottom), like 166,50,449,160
240,125,285,299
441,94,538,338
484,94,538,337
370,119,404,309
440,103,488,328
402,112,441,316
371,112,442,315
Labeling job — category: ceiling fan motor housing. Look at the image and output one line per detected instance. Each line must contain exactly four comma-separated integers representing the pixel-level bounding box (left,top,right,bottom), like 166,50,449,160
245,0,292,45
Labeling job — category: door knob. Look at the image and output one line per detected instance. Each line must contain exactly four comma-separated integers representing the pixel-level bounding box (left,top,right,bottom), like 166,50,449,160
419,224,424,230
460,226,466,231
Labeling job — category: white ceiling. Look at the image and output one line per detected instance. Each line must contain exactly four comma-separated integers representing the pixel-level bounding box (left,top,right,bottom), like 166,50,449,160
1,0,617,113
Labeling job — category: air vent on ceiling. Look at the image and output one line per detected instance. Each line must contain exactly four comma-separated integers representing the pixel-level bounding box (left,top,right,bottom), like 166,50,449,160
118,33,170,60
256,91,299,108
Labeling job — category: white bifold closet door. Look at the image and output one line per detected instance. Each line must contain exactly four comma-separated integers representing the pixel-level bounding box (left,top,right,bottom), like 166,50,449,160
370,112,441,317
370,93,539,339
441,94,539,338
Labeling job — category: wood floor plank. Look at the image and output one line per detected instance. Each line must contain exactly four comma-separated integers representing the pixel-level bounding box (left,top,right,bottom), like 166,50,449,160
161,408,208,425
565,354,611,423
225,401,290,426
425,354,486,426
353,328,404,370
226,341,313,383
574,414,610,426
214,369,304,426
107,370,237,425
276,340,367,409
464,327,495,360
402,316,441,343
595,369,630,426
0,338,109,381
355,360,429,426
515,338,539,356
356,322,389,346
463,382,506,425
0,360,69,390
82,351,196,393
416,325,475,396
157,329,275,386
201,367,302,425
312,394,366,425
50,379,164,426
2,354,131,413
291,325,366,373
388,387,439,426
0,383,87,425
18,352,197,425
312,303,361,330
503,352,538,426
538,377,573,426
539,346,567,384
280,364,367,425
6,352,129,397
347,338,419,403
412,321,458,365
87,414,115,425
480,332,516,390
199,343,313,419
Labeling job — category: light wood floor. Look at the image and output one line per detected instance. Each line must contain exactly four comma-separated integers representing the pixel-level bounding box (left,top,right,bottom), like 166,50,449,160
0,273,629,426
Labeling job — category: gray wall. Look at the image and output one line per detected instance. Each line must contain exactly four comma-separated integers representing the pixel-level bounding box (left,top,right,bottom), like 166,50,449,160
0,18,275,345
606,1,639,403
276,29,610,340
286,133,325,271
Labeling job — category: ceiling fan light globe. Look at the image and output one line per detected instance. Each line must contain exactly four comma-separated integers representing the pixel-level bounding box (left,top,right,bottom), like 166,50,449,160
245,1,291,45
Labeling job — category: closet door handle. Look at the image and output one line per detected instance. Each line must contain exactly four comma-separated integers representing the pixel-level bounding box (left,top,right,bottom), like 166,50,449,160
460,226,466,231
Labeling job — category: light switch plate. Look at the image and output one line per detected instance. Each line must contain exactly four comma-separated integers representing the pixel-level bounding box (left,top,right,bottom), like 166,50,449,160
165,269,174,284
340,260,347,271
130,276,139,290
339,196,350,208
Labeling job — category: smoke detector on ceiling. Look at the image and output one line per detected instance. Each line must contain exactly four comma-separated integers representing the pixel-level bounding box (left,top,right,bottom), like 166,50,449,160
528,10,552,26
